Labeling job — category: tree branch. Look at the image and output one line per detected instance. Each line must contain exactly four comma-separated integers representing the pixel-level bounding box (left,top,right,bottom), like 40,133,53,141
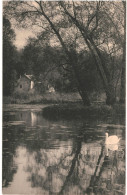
37,1,69,56
72,1,77,19
89,2,100,35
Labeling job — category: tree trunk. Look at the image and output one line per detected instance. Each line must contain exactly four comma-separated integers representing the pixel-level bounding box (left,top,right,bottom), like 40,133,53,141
119,64,125,104
105,85,116,105
119,2,126,104
78,86,91,106
69,51,91,106
87,38,116,105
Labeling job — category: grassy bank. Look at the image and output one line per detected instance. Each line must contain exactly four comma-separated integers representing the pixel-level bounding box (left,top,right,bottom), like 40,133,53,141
42,103,125,120
3,92,82,104
3,91,106,104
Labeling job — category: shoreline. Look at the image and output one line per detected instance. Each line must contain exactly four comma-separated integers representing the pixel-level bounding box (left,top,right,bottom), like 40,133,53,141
3,102,125,121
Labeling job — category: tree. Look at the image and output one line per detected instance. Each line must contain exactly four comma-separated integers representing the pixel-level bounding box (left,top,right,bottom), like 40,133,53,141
4,1,91,105
3,16,17,95
21,37,69,92
4,1,124,105
119,1,126,103
22,35,103,94
59,1,124,105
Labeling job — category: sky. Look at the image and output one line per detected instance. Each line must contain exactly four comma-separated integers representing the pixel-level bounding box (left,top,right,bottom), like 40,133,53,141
3,1,38,50
13,28,36,50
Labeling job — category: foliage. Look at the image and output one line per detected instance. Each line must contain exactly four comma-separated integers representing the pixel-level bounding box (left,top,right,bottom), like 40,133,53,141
3,1,125,105
21,36,106,93
3,16,17,95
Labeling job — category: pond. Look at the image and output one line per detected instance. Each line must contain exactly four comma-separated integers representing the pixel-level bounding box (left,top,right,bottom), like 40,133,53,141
2,104,125,195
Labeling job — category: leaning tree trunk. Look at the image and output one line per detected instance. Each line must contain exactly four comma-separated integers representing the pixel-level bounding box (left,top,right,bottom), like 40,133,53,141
69,51,91,106
76,82,91,106
119,63,125,104
119,2,126,104
86,38,116,105
105,83,116,105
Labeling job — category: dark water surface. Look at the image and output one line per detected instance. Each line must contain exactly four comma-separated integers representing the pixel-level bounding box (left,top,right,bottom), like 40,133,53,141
3,104,125,195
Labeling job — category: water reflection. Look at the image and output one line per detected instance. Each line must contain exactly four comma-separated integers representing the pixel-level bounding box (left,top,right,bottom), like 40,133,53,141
31,112,37,126
3,106,125,194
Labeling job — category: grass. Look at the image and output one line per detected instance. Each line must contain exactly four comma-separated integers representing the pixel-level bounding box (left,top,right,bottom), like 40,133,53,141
3,92,82,104
3,91,107,104
42,102,125,121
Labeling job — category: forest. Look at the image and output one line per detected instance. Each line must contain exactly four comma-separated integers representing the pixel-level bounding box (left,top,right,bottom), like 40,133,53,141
3,1,125,106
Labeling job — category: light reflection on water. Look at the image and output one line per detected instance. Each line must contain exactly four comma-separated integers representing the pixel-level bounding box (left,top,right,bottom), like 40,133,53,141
3,105,125,195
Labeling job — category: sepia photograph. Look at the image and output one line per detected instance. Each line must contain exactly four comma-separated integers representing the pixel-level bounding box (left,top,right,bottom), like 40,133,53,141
2,1,125,194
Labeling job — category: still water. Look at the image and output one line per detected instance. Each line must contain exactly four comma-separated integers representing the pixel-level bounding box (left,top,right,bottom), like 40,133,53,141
3,104,125,195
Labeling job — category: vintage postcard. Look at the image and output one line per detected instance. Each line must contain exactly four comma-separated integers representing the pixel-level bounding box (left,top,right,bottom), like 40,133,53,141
2,1,125,194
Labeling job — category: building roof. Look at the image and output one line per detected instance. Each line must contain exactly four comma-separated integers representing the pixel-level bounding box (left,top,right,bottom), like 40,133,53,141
24,74,34,80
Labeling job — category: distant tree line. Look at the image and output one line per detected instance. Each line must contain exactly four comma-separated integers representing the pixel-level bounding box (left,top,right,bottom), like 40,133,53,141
3,1,125,106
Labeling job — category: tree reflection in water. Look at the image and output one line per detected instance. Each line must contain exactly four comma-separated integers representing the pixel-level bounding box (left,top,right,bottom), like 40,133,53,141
25,137,82,194
3,109,125,195
20,138,125,194
2,124,25,188
86,147,125,195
